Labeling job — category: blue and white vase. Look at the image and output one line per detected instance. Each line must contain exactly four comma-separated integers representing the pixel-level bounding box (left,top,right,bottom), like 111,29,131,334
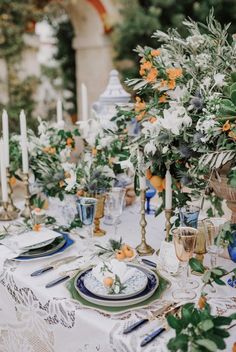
228,229,236,263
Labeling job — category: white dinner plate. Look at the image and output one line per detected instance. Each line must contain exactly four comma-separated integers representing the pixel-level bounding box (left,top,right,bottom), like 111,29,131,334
83,266,148,299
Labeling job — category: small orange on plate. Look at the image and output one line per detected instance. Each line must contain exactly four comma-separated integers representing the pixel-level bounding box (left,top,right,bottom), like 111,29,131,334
103,277,114,287
115,250,126,260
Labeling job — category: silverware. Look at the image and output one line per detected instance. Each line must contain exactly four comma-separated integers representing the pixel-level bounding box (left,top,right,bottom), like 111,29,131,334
123,302,172,334
140,305,181,347
31,255,83,277
45,269,78,288
141,258,157,268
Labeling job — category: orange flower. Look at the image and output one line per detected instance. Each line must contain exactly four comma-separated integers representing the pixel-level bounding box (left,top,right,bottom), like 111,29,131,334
222,120,231,131
151,49,161,57
9,176,17,187
76,189,84,197
168,80,176,90
228,131,236,140
59,180,65,188
149,116,157,123
48,147,56,155
146,68,158,82
42,146,50,153
33,224,42,232
139,61,153,76
232,342,236,352
136,111,145,121
135,97,146,112
198,295,207,309
92,148,97,156
64,172,71,179
159,94,167,103
66,137,74,146
166,67,183,80
160,79,168,88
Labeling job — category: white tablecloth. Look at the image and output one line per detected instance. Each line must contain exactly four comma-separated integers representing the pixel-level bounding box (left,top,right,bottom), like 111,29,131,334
0,202,235,352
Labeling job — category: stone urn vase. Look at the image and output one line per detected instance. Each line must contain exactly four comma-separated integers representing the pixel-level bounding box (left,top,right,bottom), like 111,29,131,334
209,167,236,224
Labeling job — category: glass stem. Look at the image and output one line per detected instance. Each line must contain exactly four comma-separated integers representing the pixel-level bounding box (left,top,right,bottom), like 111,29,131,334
179,261,188,288
210,253,217,268
114,219,118,237
146,197,150,214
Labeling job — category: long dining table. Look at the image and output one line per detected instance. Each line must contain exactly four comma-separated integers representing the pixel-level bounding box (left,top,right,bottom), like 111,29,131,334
0,201,235,352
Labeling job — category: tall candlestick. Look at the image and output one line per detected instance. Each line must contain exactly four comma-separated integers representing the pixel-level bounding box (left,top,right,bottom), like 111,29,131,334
56,99,63,124
0,138,8,202
20,110,29,174
81,83,88,121
2,110,9,168
165,168,172,209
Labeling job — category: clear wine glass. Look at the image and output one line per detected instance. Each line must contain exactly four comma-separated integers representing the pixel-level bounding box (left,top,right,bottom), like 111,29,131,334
203,217,227,268
145,187,156,214
172,227,198,300
76,197,97,244
104,187,126,237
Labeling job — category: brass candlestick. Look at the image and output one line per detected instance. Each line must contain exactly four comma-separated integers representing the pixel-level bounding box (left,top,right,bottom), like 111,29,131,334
0,201,18,221
21,173,31,219
6,168,20,213
165,209,172,242
136,189,155,256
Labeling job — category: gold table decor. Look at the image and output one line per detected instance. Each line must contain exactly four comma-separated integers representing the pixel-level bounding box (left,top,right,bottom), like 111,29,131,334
21,173,31,219
136,189,155,256
6,168,20,214
0,201,18,221
194,220,207,264
93,194,106,237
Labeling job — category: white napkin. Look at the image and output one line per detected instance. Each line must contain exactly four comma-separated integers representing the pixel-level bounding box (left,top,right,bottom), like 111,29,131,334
92,259,136,284
0,228,60,251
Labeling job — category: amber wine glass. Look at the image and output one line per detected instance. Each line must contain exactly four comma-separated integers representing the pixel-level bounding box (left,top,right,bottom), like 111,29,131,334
172,227,198,300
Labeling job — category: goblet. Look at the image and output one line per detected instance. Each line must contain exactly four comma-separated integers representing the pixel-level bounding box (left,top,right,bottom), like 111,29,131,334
145,187,156,214
179,205,200,228
172,227,198,300
93,194,106,236
203,217,227,268
104,187,126,237
76,197,97,243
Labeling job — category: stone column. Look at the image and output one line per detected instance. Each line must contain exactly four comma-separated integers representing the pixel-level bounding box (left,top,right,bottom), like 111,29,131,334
64,0,121,120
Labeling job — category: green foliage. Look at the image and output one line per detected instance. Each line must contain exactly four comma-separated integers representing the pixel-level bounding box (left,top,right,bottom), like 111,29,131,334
113,0,236,80
0,1,46,133
50,19,77,116
167,302,236,352
189,257,236,291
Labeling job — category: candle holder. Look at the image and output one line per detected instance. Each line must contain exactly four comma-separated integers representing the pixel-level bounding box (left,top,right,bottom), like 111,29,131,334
165,208,172,242
136,189,155,256
6,168,20,214
0,202,18,221
21,173,31,219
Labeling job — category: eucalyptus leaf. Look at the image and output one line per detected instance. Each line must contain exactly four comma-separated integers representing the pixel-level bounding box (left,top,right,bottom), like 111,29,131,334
196,339,217,352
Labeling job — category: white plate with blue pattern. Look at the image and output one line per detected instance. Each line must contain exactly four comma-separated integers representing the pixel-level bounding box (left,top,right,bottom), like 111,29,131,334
83,266,148,299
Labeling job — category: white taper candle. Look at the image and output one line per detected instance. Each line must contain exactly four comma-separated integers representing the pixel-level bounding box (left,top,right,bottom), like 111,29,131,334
56,99,63,124
2,110,9,168
138,149,146,190
165,168,172,209
81,83,88,121
0,138,8,202
19,110,29,174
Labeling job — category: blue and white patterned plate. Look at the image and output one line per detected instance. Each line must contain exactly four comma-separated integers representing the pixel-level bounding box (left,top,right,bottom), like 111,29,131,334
14,233,74,261
74,264,159,307
83,268,148,299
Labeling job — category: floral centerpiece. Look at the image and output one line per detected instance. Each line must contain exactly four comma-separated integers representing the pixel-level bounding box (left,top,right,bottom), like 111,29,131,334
119,12,236,218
